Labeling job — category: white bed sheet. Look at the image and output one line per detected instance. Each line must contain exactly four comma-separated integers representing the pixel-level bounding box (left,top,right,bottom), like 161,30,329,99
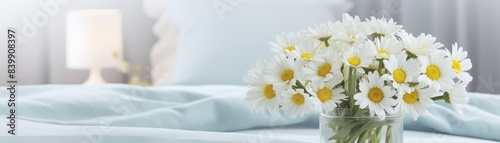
1,119,497,143
237,128,499,143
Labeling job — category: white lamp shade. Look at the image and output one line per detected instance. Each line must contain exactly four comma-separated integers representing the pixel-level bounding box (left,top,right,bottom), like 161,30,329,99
66,9,123,69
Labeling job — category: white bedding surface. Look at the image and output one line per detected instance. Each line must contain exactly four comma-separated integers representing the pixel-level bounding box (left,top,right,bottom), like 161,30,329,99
1,84,499,142
1,120,497,143
237,128,499,143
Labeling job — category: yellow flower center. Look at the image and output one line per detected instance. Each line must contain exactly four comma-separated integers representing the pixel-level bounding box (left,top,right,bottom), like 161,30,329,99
417,45,427,50
452,60,462,73
292,93,305,105
426,65,441,80
350,35,356,41
301,53,314,60
317,87,332,102
348,57,361,66
281,69,294,82
368,88,384,103
263,84,276,99
403,90,419,104
377,50,388,55
284,46,295,51
393,69,406,83
318,63,332,77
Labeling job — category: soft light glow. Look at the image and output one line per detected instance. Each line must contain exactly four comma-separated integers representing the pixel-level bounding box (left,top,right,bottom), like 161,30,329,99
66,9,123,84
66,9,123,69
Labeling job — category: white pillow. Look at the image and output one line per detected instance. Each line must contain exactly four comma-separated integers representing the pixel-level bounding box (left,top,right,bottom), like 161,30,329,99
163,0,352,85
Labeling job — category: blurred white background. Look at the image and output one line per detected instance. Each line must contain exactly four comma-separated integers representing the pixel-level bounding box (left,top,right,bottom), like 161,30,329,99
1,0,500,94
0,0,156,85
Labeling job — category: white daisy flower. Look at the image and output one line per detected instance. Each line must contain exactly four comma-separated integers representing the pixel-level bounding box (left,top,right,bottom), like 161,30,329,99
366,16,403,37
244,84,283,114
342,44,375,71
373,36,404,59
382,55,420,94
306,21,345,42
243,59,267,86
400,32,444,56
395,83,436,120
446,43,473,83
418,53,455,91
354,71,397,119
270,32,303,54
302,49,343,82
243,59,283,113
288,40,322,62
445,82,469,117
264,55,302,88
337,14,371,46
281,88,313,118
307,80,346,112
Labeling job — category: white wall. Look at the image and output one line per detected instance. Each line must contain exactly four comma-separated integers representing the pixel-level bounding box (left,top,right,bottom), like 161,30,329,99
0,0,157,85
0,0,51,85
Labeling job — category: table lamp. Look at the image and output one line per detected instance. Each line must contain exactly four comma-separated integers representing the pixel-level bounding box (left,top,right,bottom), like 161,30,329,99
66,9,123,84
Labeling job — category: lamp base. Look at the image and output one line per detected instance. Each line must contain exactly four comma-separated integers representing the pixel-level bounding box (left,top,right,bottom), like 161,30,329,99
84,68,107,84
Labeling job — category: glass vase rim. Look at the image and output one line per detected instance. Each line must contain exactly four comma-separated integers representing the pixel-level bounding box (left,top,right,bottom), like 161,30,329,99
321,108,403,119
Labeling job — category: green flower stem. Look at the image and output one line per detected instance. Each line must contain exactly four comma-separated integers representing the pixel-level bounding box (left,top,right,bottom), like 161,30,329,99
334,126,341,143
294,81,311,95
375,126,383,143
431,96,444,101
347,120,389,143
324,40,330,47
357,130,368,143
386,125,393,143
367,129,373,143
377,59,384,74
348,67,356,109
328,118,392,143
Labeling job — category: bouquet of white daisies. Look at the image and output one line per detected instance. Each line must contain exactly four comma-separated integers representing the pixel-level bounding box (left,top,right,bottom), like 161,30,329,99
244,13,472,119
243,14,472,142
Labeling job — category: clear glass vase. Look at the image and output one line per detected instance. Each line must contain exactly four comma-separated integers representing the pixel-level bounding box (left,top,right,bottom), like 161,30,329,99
320,108,403,143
